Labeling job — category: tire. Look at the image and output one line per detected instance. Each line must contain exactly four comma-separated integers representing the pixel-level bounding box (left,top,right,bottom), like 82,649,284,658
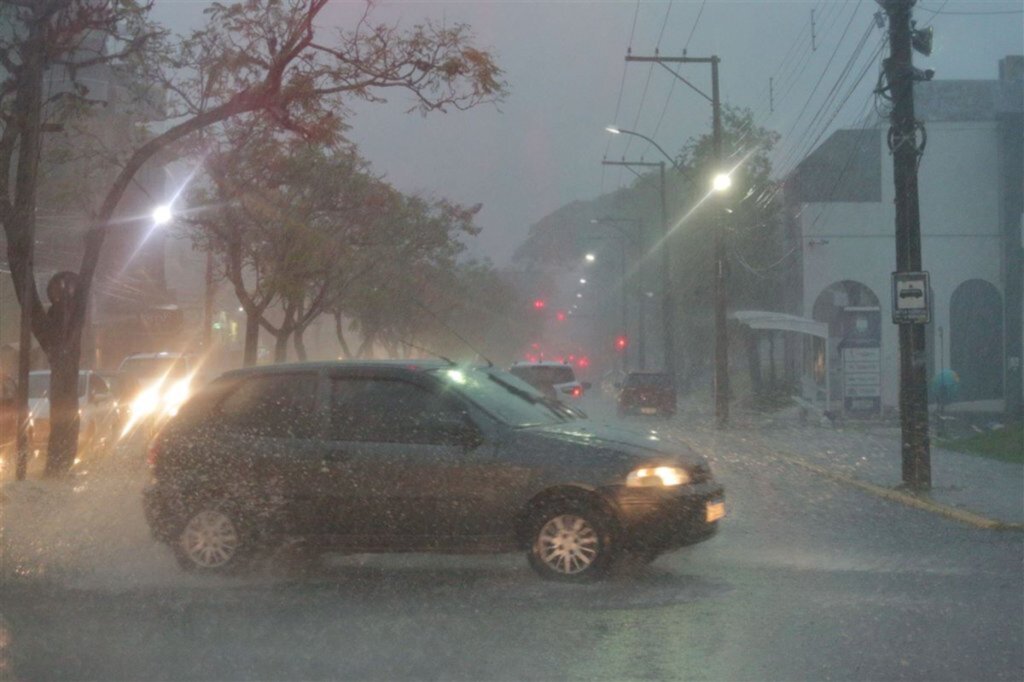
174,501,253,574
526,500,618,582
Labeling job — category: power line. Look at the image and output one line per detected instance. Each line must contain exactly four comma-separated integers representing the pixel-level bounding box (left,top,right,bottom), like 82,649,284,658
917,5,1022,15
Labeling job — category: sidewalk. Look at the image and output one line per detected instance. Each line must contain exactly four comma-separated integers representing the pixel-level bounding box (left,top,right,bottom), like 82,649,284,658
677,397,1024,529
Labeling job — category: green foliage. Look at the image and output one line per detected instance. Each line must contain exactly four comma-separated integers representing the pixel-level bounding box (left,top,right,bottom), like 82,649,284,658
937,423,1024,464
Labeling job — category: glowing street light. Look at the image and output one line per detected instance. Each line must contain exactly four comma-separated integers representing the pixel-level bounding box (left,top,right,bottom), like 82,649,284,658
152,204,174,226
712,172,732,193
584,253,596,263
579,278,587,285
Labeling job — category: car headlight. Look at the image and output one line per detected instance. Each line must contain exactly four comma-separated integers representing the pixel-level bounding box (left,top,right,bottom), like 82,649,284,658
162,378,190,416
626,466,692,487
132,386,161,417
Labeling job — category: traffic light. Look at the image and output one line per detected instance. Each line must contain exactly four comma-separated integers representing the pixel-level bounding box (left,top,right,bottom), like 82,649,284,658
556,310,566,322
615,335,628,352
533,298,546,310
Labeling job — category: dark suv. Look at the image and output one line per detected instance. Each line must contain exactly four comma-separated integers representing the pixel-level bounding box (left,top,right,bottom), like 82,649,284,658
143,361,723,581
618,372,677,417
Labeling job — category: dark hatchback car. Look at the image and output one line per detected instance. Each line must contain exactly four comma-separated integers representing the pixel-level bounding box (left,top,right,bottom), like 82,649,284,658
618,372,677,417
144,361,723,581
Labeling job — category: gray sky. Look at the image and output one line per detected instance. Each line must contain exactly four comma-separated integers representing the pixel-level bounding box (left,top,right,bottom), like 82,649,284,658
152,0,1024,265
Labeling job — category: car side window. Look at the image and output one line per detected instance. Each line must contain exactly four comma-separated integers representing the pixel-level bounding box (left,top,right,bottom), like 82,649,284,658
329,378,468,445
90,375,110,397
219,374,320,439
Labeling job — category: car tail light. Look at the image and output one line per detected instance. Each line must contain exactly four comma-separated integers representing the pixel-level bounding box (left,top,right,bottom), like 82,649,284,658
147,437,163,469
571,386,582,398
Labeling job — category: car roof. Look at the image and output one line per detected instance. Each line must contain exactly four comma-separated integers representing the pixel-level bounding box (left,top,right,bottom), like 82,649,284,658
510,361,574,368
218,359,457,381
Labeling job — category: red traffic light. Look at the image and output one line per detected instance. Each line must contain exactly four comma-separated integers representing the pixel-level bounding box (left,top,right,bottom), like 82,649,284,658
556,310,566,322
614,335,628,351
533,298,546,310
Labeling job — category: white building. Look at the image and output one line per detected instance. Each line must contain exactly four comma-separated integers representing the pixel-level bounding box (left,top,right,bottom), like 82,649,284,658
785,56,1023,418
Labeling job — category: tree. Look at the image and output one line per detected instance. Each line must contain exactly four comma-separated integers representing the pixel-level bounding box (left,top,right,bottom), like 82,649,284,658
1,0,506,475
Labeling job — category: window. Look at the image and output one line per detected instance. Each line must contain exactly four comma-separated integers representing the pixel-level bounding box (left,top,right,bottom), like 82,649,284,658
329,378,467,444
89,375,110,396
219,374,319,439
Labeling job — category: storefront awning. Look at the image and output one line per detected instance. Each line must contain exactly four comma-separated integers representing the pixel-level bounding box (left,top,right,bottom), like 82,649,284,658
730,310,828,339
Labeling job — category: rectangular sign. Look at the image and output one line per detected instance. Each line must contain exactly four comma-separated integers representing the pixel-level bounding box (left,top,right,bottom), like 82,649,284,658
845,373,881,386
843,361,880,373
892,271,930,324
843,347,880,362
844,385,882,397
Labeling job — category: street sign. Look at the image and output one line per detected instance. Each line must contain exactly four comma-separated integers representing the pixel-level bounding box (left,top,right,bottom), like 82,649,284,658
892,271,930,324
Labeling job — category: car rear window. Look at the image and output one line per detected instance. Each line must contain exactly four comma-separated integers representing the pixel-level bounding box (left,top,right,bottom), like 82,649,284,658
509,365,576,387
625,373,672,388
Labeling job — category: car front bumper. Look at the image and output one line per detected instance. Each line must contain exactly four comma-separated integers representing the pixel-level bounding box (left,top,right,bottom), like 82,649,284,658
604,481,725,552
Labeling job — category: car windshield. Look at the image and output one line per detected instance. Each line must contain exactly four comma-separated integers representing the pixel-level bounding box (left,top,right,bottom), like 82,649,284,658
119,357,188,380
28,374,86,399
429,367,572,428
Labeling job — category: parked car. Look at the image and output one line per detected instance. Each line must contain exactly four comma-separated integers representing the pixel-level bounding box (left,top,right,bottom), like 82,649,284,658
508,361,590,401
28,370,119,451
144,361,724,581
617,371,677,417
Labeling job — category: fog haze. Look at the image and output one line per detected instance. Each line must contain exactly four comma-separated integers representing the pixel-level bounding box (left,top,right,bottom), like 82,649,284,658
151,1,1024,264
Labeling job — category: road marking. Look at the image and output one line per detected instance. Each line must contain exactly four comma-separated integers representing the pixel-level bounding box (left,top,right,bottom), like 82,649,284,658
774,454,1024,532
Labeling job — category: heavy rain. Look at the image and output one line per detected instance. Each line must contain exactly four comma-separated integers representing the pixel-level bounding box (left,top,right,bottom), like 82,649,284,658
1,1,1022,680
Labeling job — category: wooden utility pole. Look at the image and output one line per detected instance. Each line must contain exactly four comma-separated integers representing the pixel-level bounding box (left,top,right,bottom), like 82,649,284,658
880,0,931,489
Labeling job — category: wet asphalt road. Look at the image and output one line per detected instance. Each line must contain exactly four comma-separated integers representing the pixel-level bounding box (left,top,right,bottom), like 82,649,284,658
1,398,1022,681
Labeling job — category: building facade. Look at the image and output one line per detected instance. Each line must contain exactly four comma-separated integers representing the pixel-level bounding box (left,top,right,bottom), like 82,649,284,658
786,56,1023,417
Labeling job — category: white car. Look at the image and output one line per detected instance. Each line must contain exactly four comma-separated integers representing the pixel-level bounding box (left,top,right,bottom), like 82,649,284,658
508,361,590,401
28,370,119,451
117,352,198,432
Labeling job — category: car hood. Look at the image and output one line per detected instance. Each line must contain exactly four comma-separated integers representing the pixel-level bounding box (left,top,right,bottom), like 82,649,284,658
512,419,706,470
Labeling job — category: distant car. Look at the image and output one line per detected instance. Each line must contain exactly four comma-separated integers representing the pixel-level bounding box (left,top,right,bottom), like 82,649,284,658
508,361,590,401
143,361,724,580
117,352,198,431
617,372,677,417
0,375,28,460
28,370,119,450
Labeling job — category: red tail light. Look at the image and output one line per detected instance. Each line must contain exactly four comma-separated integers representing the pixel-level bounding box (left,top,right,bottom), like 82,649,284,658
147,437,162,469
571,386,582,398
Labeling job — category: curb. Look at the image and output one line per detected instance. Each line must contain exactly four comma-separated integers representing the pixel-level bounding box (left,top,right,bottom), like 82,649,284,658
776,454,1024,532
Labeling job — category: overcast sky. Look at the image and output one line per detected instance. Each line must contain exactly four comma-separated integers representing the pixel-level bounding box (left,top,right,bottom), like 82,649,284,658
152,0,1024,265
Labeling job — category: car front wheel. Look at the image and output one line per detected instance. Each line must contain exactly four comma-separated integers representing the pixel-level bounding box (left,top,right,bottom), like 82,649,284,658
175,504,252,573
527,502,617,581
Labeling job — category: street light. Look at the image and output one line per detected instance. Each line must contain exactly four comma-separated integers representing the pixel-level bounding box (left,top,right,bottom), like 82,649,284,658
584,253,596,263
712,173,732,193
152,204,173,226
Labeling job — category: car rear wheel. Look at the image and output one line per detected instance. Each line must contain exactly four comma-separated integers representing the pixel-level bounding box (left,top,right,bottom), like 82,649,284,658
527,502,617,582
175,505,251,573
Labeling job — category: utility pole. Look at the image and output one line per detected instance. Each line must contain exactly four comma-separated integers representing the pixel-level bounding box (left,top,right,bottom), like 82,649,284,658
625,53,728,425
602,159,673,380
879,0,931,490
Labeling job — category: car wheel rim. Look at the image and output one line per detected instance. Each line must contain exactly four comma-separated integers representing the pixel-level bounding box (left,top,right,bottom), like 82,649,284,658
537,514,599,575
181,510,239,568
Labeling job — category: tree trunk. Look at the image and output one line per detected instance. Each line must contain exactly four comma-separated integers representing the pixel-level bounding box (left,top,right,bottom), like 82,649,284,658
44,331,83,476
244,312,260,366
273,331,290,363
293,328,307,361
334,313,352,358
355,332,375,359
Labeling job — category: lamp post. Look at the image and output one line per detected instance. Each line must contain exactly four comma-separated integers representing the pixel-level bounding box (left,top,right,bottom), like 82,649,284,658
606,116,732,426
591,217,645,370
603,127,676,382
